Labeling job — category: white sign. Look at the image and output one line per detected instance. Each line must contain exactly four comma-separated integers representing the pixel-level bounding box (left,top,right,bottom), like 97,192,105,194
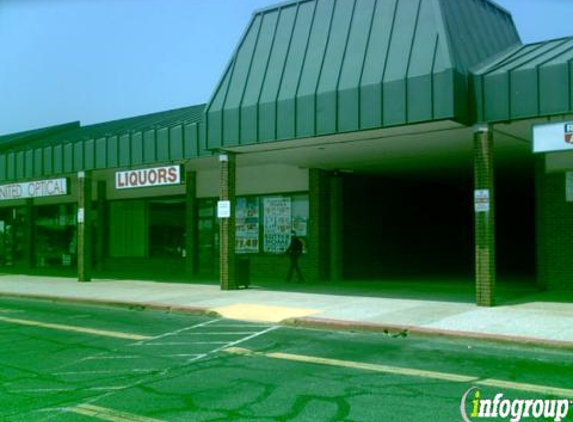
77,208,85,224
217,200,231,218
533,122,573,153
566,173,573,202
0,178,68,201
474,189,490,212
115,165,181,189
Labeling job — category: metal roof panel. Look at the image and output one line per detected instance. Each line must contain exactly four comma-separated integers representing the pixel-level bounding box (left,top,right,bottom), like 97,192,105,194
206,0,520,148
473,37,573,122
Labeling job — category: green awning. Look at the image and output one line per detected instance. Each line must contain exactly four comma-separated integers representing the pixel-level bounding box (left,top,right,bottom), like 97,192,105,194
5,0,573,184
0,122,79,150
0,105,207,183
472,37,573,123
206,0,520,148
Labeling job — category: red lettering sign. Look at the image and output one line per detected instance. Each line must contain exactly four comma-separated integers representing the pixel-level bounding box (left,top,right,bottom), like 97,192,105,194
115,166,181,189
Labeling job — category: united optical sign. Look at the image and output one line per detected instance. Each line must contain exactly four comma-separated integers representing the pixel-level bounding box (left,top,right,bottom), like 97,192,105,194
0,178,68,201
115,165,181,189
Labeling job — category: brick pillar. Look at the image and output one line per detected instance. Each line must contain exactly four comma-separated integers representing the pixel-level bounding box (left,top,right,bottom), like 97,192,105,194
24,199,34,268
95,180,106,272
329,174,343,281
185,170,199,277
77,171,93,282
308,168,329,282
474,125,496,306
219,153,237,290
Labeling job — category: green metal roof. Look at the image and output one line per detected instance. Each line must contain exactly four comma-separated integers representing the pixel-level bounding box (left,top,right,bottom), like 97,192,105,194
0,105,207,183
472,37,573,123
6,0,572,186
0,122,79,151
0,105,204,153
206,0,520,149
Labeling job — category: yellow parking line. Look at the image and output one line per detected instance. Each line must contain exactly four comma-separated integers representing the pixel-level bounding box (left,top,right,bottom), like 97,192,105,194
70,404,166,422
224,347,573,397
224,347,475,383
0,316,150,341
477,379,573,399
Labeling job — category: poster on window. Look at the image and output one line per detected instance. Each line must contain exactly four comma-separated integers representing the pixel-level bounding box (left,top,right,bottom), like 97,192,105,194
292,217,307,236
235,197,259,253
263,197,291,253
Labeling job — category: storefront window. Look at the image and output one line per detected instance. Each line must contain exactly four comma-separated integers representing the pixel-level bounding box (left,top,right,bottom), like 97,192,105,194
0,208,25,267
234,193,309,255
108,198,185,260
262,196,291,253
35,204,77,267
109,200,147,258
291,194,309,237
148,200,185,258
236,197,260,253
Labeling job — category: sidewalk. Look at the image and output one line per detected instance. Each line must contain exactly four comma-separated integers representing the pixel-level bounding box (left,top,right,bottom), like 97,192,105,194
0,273,572,349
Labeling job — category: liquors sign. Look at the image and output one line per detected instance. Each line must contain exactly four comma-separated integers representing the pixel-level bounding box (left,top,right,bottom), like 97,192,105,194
533,122,573,153
115,165,181,189
0,178,68,201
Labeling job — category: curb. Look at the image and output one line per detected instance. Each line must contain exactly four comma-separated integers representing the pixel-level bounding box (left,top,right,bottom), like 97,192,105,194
0,292,219,318
2,292,572,351
288,316,573,351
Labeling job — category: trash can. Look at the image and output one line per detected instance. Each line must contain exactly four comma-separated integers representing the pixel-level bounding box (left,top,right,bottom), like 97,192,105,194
236,257,250,288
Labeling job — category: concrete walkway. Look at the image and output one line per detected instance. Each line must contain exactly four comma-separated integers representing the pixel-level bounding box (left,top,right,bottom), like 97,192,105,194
0,274,572,349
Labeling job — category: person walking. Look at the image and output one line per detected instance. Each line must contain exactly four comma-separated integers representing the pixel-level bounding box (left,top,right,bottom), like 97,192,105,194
285,230,304,282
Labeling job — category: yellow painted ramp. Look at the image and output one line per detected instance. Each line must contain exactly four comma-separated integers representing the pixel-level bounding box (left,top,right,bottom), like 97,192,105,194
212,303,322,323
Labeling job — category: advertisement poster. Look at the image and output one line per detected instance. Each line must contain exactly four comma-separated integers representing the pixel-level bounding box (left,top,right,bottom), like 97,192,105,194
263,197,291,253
292,217,307,236
235,197,259,253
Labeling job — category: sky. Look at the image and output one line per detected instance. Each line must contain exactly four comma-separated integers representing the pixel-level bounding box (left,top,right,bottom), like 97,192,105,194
0,0,572,136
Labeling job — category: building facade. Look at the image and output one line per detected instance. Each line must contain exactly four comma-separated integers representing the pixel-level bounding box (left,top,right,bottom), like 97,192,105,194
1,0,573,304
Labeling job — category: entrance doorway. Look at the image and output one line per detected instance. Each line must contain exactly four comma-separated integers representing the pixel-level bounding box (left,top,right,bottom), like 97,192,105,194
341,165,536,284
342,172,474,280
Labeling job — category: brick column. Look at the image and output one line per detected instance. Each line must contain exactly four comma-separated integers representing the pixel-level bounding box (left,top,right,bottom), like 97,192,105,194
219,153,237,290
77,171,93,282
308,168,329,282
185,170,199,277
329,173,343,281
474,125,496,306
95,180,106,272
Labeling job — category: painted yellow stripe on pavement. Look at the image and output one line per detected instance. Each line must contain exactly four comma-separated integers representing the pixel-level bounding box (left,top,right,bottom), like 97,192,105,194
70,404,166,422
224,347,475,383
0,316,151,341
477,379,573,399
224,347,573,397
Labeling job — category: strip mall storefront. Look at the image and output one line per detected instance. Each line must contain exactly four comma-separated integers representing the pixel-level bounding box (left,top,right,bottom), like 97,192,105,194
1,0,573,305
0,162,311,281
0,178,76,270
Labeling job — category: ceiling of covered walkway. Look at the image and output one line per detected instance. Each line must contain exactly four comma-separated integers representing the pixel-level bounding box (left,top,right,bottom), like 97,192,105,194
221,116,564,177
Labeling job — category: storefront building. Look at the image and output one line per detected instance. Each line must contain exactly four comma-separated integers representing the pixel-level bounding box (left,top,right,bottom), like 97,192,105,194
1,0,573,305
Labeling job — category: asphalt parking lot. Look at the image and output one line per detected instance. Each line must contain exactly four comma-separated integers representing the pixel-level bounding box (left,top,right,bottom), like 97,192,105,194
0,297,572,422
